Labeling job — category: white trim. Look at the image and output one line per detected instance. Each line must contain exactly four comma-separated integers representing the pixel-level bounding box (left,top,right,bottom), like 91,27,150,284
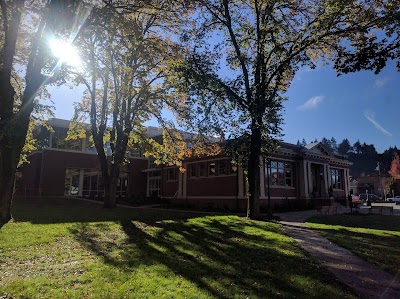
44,148,98,155
185,157,229,164
268,186,296,190
184,196,237,200
260,157,266,198
187,173,236,180
183,167,187,197
260,196,297,200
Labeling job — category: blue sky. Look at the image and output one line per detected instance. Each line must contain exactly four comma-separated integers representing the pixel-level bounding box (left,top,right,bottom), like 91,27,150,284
49,60,399,153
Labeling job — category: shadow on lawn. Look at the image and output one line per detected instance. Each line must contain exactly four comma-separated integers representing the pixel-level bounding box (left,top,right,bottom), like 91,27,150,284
307,215,400,274
11,197,211,224
70,217,349,298
307,214,400,232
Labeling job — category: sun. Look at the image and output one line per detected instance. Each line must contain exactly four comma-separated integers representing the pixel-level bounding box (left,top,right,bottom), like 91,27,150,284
49,39,81,67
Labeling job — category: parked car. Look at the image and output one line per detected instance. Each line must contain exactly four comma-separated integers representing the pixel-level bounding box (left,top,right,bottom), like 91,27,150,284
358,194,381,202
386,196,400,203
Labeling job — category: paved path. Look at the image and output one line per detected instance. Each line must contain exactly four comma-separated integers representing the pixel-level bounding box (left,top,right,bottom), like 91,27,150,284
275,210,400,299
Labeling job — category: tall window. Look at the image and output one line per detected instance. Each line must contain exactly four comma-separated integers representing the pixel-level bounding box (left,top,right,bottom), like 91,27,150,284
330,169,343,189
167,168,177,181
267,161,294,187
218,160,227,175
209,163,216,176
199,163,206,177
190,164,197,178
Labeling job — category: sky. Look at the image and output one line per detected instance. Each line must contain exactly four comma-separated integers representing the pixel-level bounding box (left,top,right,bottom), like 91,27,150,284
49,60,399,154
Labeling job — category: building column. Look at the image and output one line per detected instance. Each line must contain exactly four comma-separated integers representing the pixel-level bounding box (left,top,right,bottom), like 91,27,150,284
49,132,53,148
81,137,87,152
178,169,183,198
78,169,84,196
344,169,349,196
237,163,245,198
307,162,313,195
323,164,329,195
182,164,188,198
259,157,266,198
299,160,309,198
146,174,150,197
326,165,331,188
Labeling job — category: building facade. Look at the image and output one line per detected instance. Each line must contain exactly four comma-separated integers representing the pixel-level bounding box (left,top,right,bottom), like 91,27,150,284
18,119,351,211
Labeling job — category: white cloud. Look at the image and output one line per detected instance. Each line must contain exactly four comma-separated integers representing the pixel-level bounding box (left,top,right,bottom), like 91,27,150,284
374,77,389,88
363,111,393,136
297,95,325,111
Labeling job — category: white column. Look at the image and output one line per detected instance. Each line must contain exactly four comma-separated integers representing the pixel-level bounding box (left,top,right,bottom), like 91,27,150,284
78,169,84,196
323,164,329,195
344,169,349,196
146,174,150,197
182,164,188,198
49,132,53,148
238,164,244,198
259,157,266,198
307,162,312,195
327,165,331,188
81,136,87,152
300,160,309,198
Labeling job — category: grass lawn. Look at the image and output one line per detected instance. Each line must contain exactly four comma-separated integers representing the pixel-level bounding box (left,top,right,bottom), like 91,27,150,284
0,197,356,299
306,214,400,276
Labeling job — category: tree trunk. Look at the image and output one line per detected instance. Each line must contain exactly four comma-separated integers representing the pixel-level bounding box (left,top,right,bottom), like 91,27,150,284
103,175,118,208
0,151,17,228
247,117,262,220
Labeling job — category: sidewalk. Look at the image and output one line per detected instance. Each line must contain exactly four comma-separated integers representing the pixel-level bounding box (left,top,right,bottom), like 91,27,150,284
275,210,400,299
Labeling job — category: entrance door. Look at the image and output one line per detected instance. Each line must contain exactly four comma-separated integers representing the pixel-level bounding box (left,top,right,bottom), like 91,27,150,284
311,164,323,197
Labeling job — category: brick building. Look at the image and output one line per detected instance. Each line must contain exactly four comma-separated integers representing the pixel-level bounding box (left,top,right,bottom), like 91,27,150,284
18,119,351,211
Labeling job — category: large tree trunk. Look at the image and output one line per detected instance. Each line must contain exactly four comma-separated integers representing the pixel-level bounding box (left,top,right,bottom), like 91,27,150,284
103,170,119,208
0,147,19,228
247,117,262,220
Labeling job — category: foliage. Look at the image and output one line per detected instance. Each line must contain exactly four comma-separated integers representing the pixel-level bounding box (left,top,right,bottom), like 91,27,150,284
68,1,189,207
337,138,351,155
0,0,82,226
333,0,400,74
169,0,396,219
388,152,400,177
0,197,357,298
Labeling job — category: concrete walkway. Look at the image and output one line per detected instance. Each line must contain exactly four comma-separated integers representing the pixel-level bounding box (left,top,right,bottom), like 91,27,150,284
275,209,400,299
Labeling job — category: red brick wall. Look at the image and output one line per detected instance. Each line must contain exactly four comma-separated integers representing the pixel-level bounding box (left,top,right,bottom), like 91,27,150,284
187,175,237,196
40,150,99,195
267,188,297,198
19,152,43,195
127,159,148,197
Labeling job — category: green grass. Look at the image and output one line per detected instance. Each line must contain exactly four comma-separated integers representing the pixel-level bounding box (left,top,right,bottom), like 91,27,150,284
306,214,400,276
0,197,356,299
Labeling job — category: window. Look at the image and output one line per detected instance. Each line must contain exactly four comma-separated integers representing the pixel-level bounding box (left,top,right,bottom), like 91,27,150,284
331,168,343,189
190,164,197,178
267,161,293,187
218,160,227,175
209,163,216,176
230,162,238,174
199,163,206,177
167,168,177,181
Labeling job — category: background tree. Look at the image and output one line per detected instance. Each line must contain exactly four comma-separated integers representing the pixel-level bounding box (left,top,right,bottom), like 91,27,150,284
170,0,394,219
301,138,307,146
338,138,351,155
0,0,81,227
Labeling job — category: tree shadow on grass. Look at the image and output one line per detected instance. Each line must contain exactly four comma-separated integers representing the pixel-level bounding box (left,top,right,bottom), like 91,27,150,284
70,216,355,298
11,197,211,224
307,214,400,232
306,224,400,276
